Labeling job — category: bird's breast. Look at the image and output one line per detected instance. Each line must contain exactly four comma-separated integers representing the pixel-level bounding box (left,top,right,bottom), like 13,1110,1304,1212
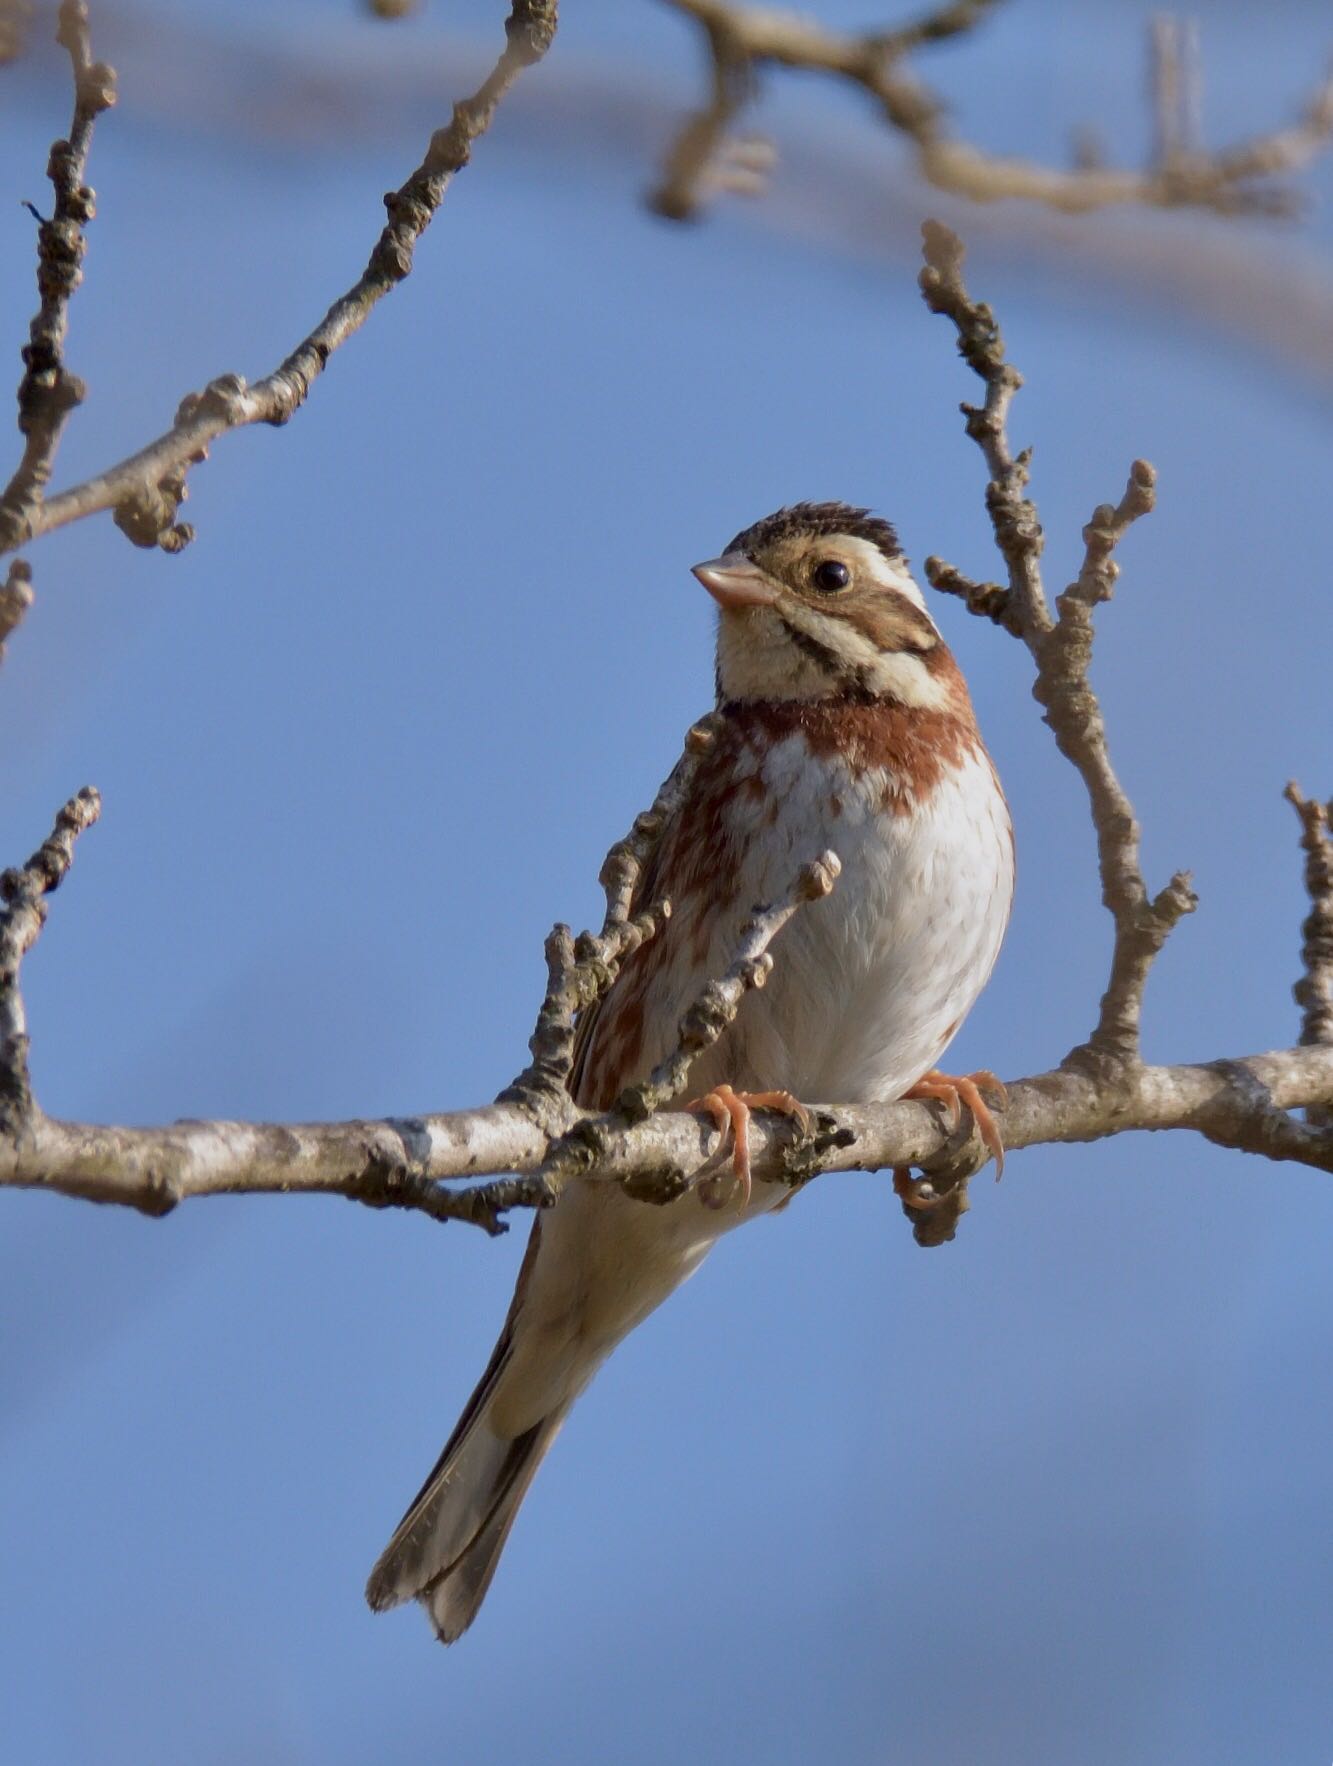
690,727,1014,1103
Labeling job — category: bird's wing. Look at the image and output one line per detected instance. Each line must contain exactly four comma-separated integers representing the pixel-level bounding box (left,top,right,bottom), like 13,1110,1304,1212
567,814,675,1109
570,737,748,1111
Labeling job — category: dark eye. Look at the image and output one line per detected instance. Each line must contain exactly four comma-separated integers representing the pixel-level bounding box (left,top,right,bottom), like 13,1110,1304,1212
811,559,850,593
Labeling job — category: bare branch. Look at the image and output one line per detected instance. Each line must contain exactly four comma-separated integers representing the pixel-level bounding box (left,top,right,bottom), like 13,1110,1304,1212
0,1,116,555
652,1,1333,223
0,785,100,1133
1,730,1330,1233
649,10,767,219
918,218,1048,637
1285,783,1333,1128
3,1048,1331,1227
1286,783,1333,1049
1,756,1329,1236
1038,465,1197,1069
0,0,559,558
921,557,1016,635
919,221,1196,1076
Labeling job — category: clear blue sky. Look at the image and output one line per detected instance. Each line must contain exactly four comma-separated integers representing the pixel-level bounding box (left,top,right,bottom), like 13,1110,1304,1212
3,3,1332,1761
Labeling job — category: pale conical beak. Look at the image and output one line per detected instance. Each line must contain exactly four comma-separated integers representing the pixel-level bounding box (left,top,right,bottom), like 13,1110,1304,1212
691,553,779,611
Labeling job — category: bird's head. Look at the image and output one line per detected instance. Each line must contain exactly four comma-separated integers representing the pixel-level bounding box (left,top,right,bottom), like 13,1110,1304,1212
694,501,952,709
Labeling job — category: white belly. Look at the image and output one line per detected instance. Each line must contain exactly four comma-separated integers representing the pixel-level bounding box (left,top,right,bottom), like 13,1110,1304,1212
497,730,1013,1428
685,732,1013,1105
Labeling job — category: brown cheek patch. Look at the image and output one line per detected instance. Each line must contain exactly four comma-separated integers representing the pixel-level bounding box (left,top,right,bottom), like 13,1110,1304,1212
834,590,938,655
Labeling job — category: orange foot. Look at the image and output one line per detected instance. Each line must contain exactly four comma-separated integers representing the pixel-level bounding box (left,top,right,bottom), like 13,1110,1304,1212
893,1067,1008,1211
687,1084,812,1210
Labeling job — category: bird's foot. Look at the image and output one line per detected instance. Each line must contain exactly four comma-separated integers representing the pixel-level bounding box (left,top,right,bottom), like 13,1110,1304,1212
687,1084,812,1209
900,1067,1008,1185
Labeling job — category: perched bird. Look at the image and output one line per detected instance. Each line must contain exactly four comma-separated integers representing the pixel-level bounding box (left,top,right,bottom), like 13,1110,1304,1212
366,501,1014,1643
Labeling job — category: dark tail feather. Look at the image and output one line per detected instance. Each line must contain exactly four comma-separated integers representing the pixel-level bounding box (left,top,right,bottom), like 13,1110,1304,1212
418,1411,565,1644
365,1359,566,1644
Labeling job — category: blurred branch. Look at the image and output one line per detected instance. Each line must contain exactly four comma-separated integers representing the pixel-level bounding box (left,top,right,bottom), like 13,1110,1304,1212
0,0,34,62
650,0,1333,222
0,560,35,665
0,0,558,560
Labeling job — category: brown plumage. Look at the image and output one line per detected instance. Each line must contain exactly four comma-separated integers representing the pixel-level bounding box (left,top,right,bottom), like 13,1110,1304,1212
365,502,1014,1643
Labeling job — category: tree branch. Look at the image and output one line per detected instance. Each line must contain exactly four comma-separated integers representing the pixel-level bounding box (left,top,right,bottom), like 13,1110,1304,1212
2,757,1331,1238
1285,782,1333,1128
0,0,115,618
650,0,1333,223
919,220,1196,1081
4,1044,1331,1227
0,785,100,1134
3,187,1330,1244
0,0,558,559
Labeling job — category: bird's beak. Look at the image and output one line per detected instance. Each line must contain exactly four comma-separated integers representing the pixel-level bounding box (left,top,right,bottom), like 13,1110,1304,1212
691,553,779,611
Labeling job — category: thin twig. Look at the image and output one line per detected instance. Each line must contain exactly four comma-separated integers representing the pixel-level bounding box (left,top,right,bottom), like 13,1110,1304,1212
1038,465,1197,1068
918,221,1195,1075
1285,782,1333,1127
0,0,559,557
919,218,1048,636
0,785,100,1132
0,1,116,554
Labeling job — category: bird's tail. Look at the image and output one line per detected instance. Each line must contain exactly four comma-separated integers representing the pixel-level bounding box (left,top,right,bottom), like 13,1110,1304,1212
364,1344,568,1645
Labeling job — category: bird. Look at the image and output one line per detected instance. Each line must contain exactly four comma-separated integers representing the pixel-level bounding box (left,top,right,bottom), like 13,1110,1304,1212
365,500,1014,1643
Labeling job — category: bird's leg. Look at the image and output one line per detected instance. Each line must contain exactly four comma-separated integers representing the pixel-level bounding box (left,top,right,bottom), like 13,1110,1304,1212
894,1068,1008,1209
687,1084,812,1209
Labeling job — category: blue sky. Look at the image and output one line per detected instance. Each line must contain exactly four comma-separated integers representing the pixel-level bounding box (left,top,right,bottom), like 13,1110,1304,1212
2,3,1332,1762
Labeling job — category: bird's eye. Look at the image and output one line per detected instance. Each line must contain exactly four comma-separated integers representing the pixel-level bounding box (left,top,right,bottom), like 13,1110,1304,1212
811,559,850,593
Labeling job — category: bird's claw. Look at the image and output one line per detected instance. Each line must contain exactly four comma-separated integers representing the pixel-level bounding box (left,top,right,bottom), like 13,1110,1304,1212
687,1084,812,1209
901,1067,1007,1179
